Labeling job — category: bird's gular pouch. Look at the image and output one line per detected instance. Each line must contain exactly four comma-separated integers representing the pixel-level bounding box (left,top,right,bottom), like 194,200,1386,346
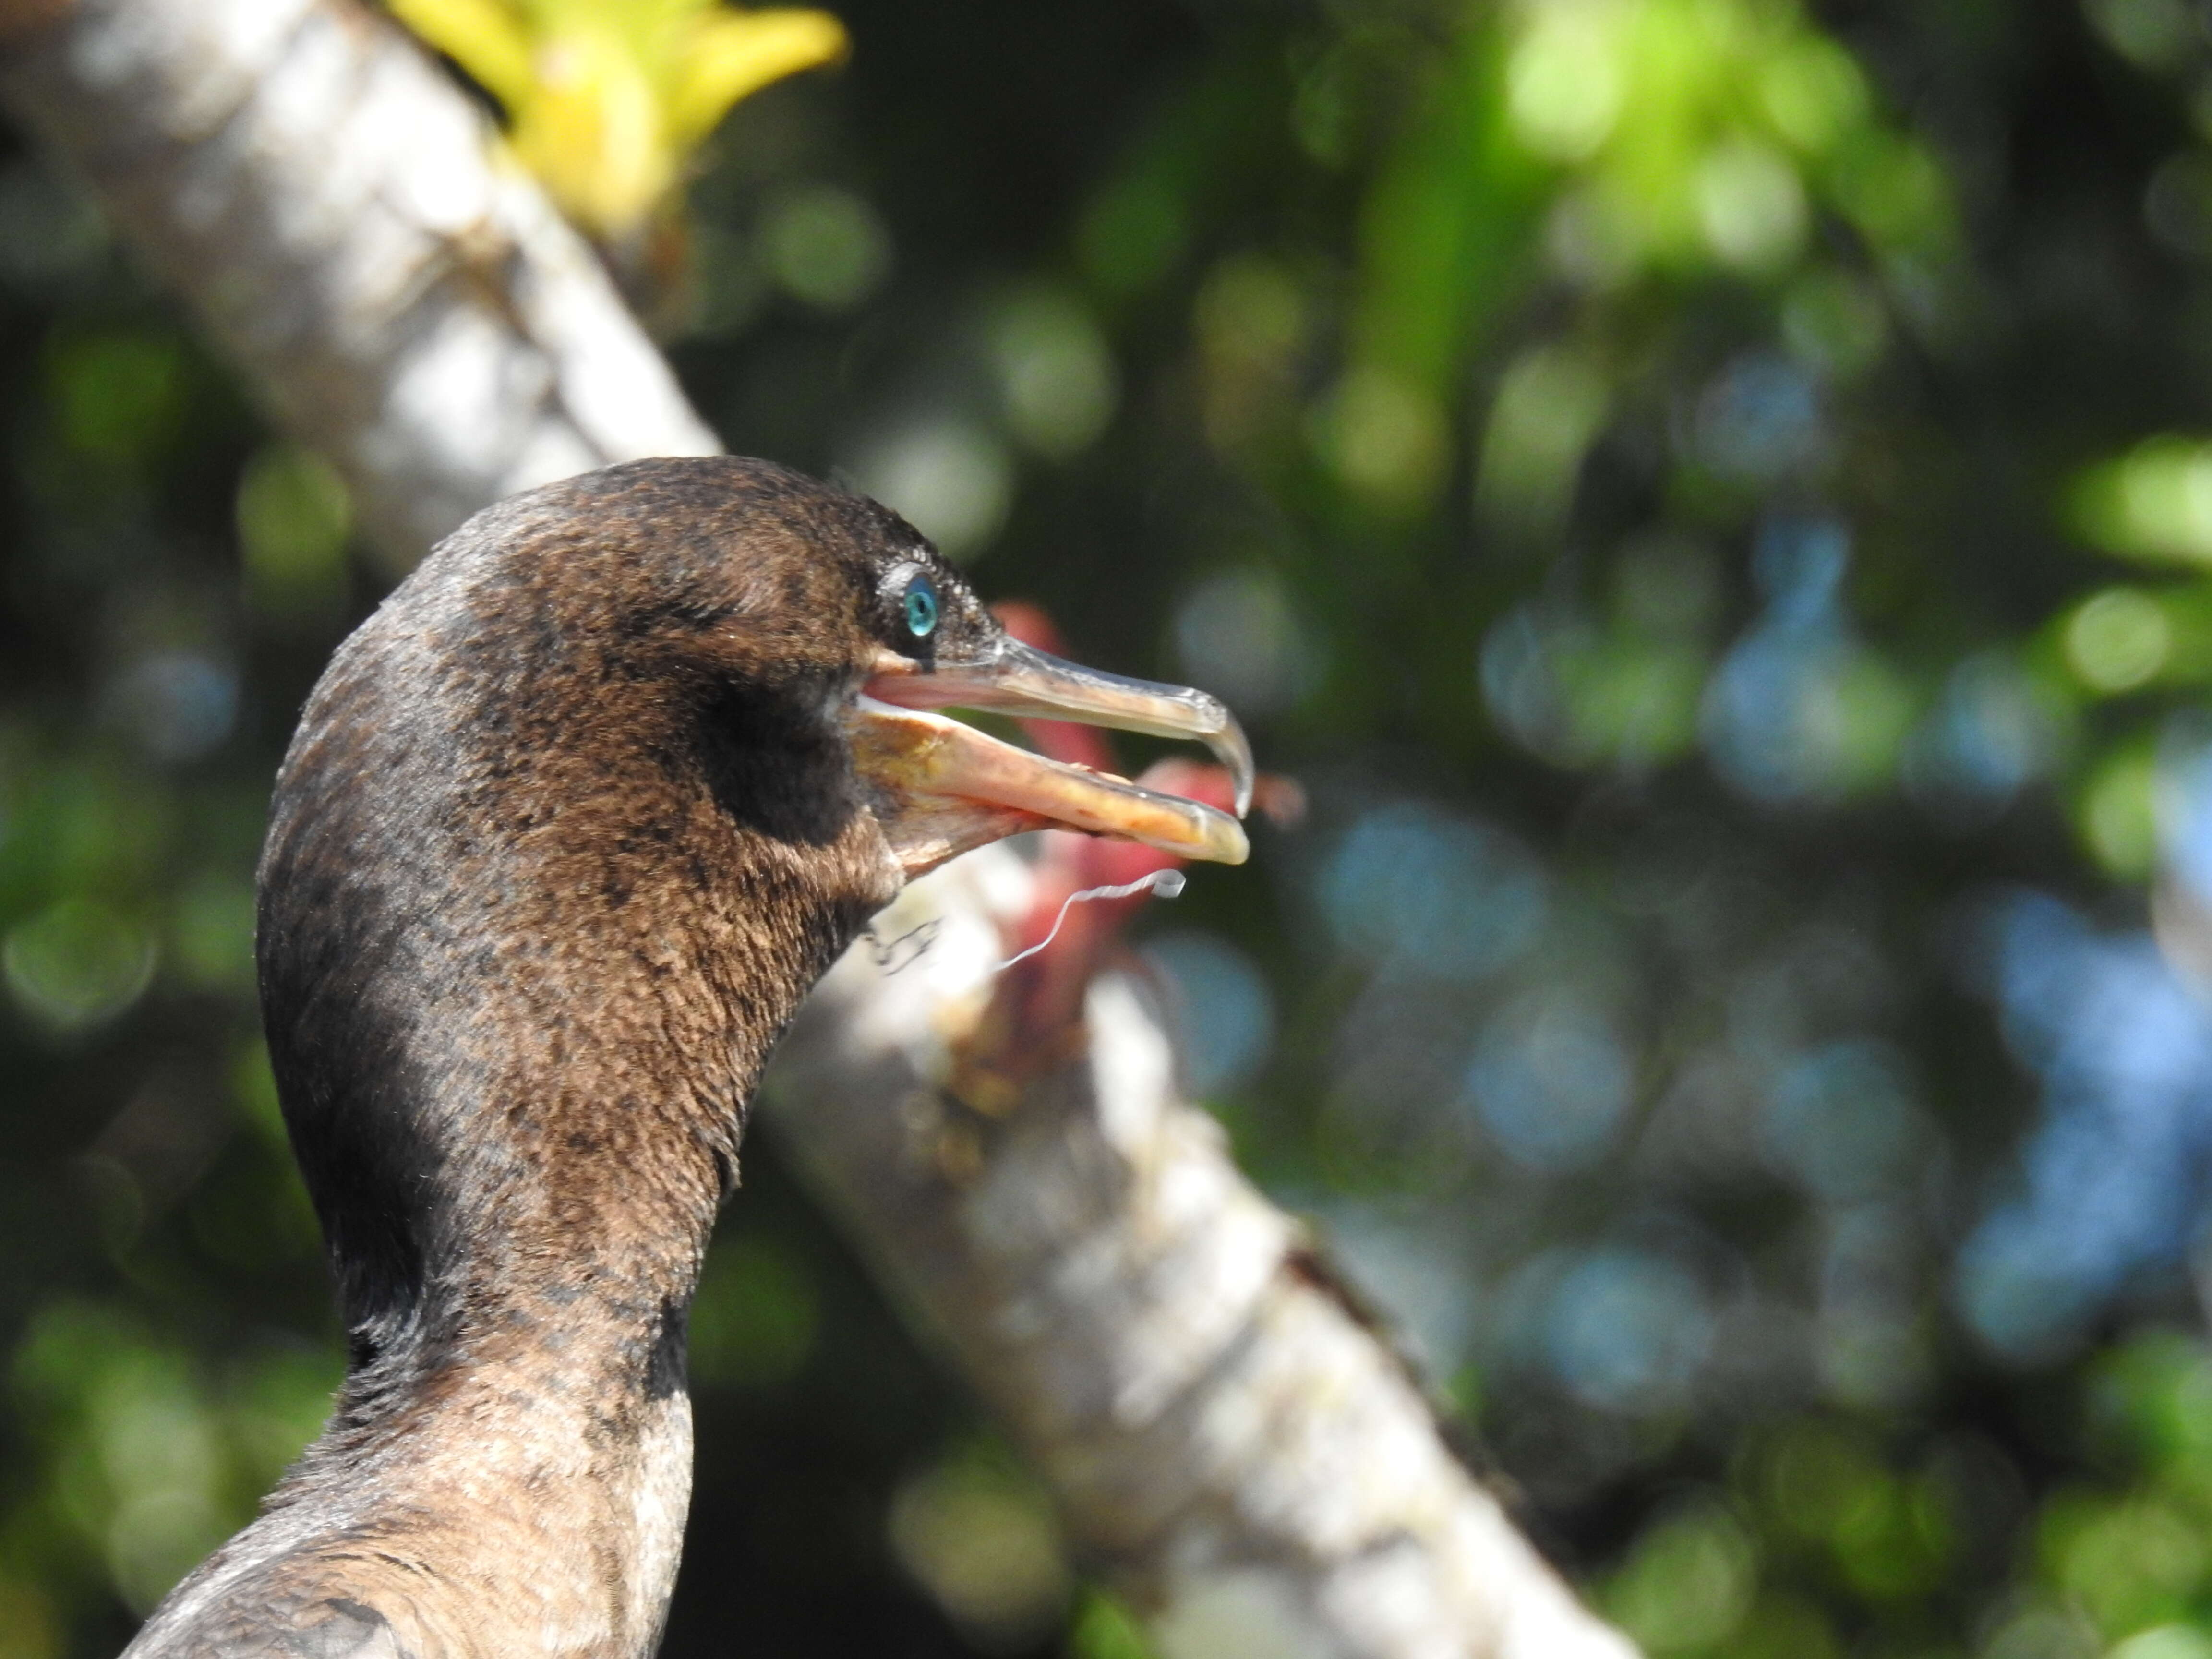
847,642,1252,879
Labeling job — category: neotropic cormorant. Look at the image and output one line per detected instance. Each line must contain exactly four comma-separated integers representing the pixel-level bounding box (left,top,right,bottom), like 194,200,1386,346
125,456,1250,1659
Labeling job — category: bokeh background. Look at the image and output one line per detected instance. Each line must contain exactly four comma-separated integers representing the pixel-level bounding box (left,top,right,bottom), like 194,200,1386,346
10,0,2212,1654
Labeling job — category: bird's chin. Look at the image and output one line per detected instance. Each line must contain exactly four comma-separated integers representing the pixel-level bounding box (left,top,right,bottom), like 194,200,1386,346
845,695,1250,880
864,791,1044,881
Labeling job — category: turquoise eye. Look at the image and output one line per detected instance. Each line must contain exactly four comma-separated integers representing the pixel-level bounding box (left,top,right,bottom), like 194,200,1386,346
903,577,938,639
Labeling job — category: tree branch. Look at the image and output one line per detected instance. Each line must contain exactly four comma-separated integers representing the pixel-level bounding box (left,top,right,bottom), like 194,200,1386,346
773,852,1636,1659
0,3,1636,1653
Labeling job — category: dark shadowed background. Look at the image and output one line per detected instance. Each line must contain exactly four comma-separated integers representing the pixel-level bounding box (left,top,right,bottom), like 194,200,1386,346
5,0,2212,1655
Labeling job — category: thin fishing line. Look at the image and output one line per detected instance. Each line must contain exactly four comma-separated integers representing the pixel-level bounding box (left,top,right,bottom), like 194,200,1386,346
862,917,942,974
990,868,1186,974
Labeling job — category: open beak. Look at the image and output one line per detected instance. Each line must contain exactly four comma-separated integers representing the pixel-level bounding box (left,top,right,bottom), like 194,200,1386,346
848,637,1252,878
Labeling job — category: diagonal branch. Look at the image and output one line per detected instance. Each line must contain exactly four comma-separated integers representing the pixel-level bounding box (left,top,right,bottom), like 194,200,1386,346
0,2,1637,1654
773,854,1635,1659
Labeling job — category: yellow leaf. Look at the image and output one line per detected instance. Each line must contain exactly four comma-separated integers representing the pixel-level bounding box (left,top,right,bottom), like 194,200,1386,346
385,0,849,240
386,0,536,109
668,9,847,149
512,29,673,236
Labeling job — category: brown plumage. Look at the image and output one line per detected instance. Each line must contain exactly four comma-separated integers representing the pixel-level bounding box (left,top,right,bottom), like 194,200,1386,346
124,457,1248,1659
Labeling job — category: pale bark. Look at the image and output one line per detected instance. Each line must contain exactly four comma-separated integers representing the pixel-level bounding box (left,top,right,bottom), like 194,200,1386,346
0,3,1637,1655
773,853,1636,1659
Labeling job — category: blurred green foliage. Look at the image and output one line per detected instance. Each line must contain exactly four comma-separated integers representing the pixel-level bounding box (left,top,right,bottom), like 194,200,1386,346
16,0,2212,1656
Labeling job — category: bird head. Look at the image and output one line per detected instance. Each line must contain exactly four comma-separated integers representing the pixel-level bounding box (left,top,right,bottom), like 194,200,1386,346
445,455,1251,888
263,455,1252,1065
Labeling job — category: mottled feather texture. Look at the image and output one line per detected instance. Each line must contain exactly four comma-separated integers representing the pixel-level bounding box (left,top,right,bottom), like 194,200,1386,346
127,457,981,1659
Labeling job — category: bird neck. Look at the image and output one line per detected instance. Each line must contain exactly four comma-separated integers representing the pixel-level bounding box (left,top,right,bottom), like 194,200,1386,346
204,846,865,1659
280,1289,701,1659
223,654,891,1656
